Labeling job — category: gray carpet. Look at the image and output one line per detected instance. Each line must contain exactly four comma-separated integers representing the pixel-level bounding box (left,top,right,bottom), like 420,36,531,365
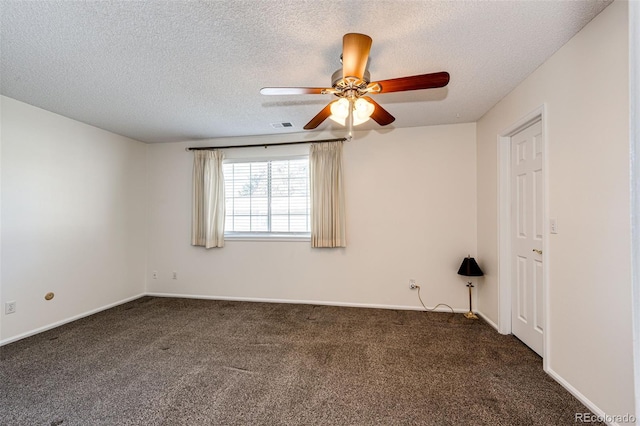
0,296,602,425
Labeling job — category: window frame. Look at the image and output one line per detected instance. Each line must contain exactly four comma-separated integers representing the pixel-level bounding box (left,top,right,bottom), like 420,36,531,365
222,155,311,242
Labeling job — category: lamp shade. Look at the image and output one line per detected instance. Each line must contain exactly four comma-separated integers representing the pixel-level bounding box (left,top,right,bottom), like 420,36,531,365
457,256,484,277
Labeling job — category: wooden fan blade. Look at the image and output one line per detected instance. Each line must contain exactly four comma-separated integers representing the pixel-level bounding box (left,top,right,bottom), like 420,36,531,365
361,96,395,126
260,87,329,95
373,71,450,93
342,33,372,80
303,101,336,130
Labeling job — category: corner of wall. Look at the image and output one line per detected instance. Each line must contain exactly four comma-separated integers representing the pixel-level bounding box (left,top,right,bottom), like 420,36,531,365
0,97,149,342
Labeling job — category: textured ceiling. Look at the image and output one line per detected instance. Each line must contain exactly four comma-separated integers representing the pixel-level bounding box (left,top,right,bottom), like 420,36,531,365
1,0,612,143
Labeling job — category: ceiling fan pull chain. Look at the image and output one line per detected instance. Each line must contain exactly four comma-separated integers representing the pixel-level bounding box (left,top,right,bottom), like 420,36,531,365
347,99,354,138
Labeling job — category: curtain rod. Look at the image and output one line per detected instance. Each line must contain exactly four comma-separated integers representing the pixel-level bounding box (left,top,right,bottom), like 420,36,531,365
186,137,348,151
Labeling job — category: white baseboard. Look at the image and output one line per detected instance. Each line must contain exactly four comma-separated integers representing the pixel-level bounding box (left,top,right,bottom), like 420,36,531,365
145,292,468,314
545,367,627,426
0,293,145,347
1,292,467,347
476,310,499,331
478,310,621,424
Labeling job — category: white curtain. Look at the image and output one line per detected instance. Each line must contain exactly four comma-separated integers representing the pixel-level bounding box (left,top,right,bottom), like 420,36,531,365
192,150,225,248
310,141,346,248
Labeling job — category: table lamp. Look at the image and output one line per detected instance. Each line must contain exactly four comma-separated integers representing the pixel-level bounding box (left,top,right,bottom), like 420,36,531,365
457,255,484,319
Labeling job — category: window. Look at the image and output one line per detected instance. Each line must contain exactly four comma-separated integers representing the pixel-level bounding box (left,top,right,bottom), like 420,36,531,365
223,157,310,239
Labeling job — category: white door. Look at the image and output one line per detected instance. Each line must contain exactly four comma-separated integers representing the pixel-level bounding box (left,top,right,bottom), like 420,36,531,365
511,120,544,356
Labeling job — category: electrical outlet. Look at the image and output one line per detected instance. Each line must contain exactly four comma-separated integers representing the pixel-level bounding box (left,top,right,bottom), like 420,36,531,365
172,271,177,280
5,301,16,315
152,271,158,280
409,279,417,289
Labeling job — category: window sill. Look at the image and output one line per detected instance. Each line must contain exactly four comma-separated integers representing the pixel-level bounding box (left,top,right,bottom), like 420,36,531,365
224,233,311,242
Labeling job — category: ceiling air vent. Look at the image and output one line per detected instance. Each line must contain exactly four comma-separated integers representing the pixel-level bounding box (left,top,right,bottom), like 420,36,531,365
270,122,294,129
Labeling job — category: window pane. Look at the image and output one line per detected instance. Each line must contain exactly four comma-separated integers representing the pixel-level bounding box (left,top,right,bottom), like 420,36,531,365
234,174,250,197
271,161,289,178
248,164,268,196
290,215,309,232
251,162,268,175
233,163,250,175
231,163,250,197
290,178,307,196
249,162,269,197
289,160,308,178
225,197,234,216
272,197,289,215
250,178,268,197
251,197,268,215
234,198,250,215
224,179,234,194
251,215,268,232
233,216,250,232
272,178,289,196
271,215,289,232
290,196,308,214
224,158,309,236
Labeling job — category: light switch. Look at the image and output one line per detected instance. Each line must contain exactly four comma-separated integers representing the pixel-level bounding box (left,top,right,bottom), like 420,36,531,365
550,218,558,234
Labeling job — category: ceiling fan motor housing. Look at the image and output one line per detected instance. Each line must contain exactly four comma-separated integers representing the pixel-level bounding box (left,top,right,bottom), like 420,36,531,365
331,69,371,98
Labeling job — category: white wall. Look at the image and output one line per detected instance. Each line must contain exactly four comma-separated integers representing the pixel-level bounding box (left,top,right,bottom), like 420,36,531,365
0,96,148,343
631,1,640,420
146,124,478,311
476,1,634,420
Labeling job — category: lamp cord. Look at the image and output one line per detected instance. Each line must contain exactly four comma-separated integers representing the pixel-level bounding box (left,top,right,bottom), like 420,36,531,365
415,285,455,314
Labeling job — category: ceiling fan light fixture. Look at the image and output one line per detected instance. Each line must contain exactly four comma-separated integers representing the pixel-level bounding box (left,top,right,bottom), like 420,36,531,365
354,98,375,122
329,97,374,127
328,115,346,126
330,98,350,119
329,98,349,125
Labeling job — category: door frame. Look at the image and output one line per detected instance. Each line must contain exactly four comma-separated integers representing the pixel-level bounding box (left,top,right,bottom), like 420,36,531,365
497,104,549,366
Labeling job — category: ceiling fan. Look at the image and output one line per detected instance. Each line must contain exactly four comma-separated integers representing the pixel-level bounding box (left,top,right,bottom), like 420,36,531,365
260,33,450,134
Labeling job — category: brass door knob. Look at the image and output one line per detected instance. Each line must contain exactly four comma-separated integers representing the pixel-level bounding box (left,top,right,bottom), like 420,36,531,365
532,249,542,255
